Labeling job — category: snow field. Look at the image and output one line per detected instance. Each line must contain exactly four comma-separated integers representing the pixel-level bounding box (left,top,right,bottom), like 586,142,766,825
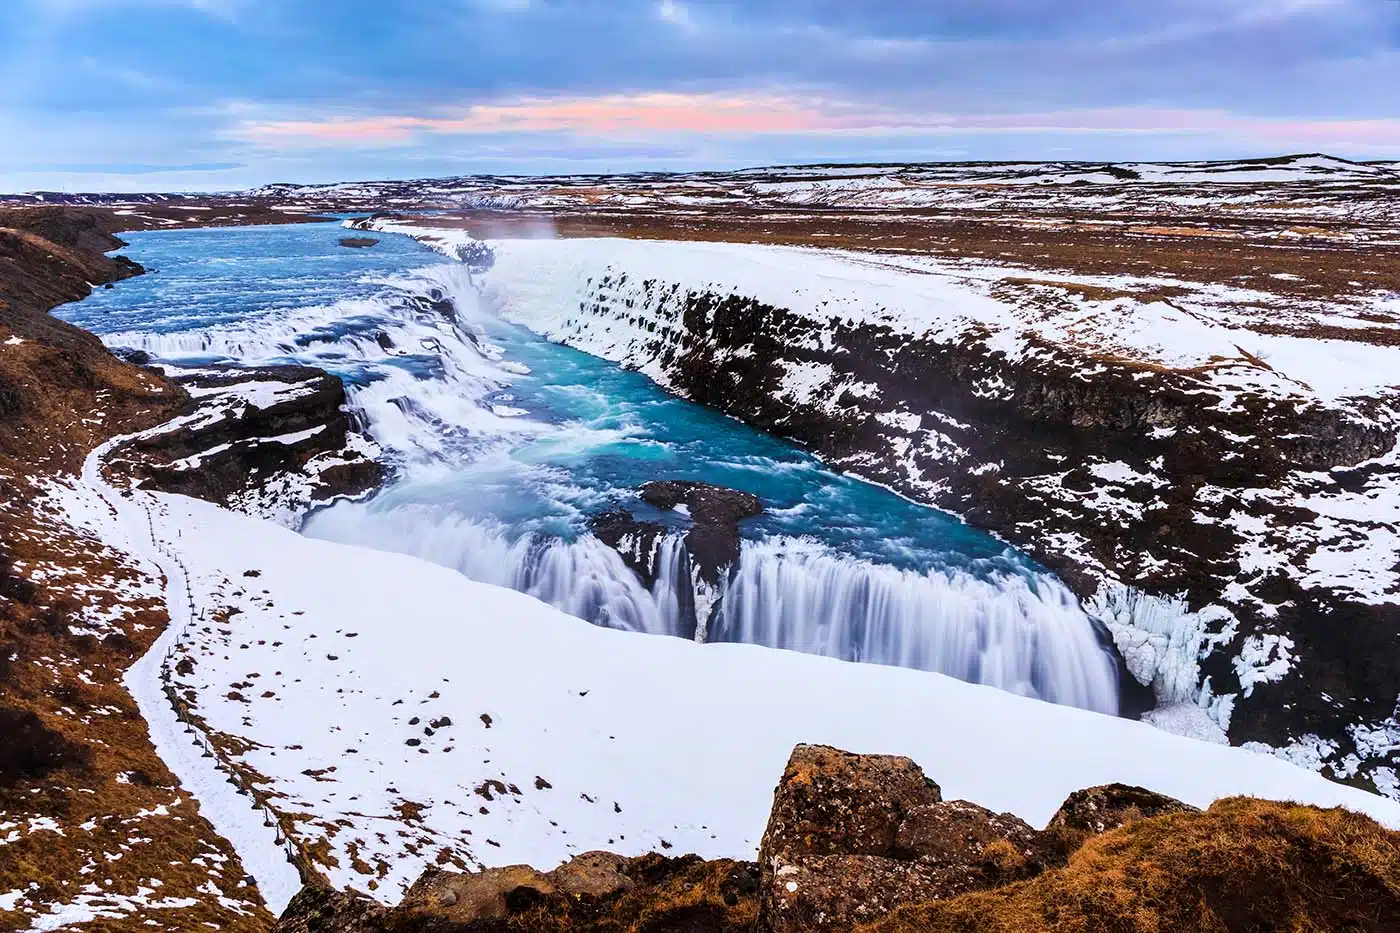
108,491,1400,904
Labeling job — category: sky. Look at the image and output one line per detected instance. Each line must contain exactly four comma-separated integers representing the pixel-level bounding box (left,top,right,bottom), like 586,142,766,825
2,0,1399,192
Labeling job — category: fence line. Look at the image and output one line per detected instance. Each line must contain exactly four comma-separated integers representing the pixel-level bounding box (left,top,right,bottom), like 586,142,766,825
138,497,325,888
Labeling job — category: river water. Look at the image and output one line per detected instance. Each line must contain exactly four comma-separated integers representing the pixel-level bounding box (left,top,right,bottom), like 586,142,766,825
61,220,1120,713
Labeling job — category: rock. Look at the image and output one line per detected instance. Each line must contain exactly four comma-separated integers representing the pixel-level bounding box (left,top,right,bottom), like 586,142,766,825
591,481,764,639
546,850,634,898
308,853,759,931
763,854,963,931
639,480,762,585
758,745,1054,933
338,237,379,249
111,347,152,366
398,864,557,922
761,744,943,861
110,364,382,515
865,795,1400,933
274,884,387,933
587,507,669,586
312,460,386,501
1043,783,1197,855
895,799,1052,884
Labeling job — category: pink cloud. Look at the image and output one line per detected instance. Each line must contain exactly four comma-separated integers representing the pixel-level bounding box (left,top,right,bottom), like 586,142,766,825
238,93,849,145
235,94,1400,152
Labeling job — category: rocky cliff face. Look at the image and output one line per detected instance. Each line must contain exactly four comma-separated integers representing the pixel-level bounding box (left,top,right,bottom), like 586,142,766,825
103,365,383,525
0,207,187,471
272,743,1400,932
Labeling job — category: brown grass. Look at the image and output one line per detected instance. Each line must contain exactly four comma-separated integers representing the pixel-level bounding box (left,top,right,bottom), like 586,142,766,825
0,470,275,931
0,207,272,930
860,797,1400,933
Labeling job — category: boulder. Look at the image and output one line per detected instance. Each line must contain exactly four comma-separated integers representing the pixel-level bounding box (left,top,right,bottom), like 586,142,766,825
274,885,387,933
398,864,556,922
760,744,943,861
759,745,1059,933
1043,782,1197,855
546,850,634,899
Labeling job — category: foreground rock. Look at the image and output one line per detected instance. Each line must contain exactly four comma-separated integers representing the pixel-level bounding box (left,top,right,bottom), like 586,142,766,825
866,794,1400,933
276,851,758,932
104,364,383,525
758,745,1056,932
274,743,1400,932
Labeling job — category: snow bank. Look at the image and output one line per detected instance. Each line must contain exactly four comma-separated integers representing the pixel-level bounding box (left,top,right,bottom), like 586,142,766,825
138,491,1400,903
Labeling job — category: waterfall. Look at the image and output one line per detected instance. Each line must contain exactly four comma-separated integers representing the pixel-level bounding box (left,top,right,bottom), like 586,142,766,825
101,251,1122,716
716,537,1119,713
305,503,1119,713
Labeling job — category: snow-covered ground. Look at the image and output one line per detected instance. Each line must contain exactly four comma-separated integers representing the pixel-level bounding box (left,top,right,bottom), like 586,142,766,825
242,154,1400,224
459,235,1400,407
54,460,1400,908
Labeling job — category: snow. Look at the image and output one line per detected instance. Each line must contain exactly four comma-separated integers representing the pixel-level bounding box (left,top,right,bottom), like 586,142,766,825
402,232,1400,407
4,335,25,346
56,456,1400,906
1234,634,1297,697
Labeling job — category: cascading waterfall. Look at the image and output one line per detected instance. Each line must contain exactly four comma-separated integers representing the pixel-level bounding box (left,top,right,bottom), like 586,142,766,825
715,538,1118,712
305,504,680,636
85,232,1121,715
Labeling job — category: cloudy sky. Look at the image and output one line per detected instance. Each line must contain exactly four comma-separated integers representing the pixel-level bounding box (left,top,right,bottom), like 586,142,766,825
2,0,1398,191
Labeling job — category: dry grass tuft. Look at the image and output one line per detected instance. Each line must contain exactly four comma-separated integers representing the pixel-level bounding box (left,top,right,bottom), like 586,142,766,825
861,797,1400,933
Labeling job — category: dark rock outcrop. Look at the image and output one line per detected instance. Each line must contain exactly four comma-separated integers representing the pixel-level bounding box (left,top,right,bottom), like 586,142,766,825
590,481,763,590
588,508,669,587
757,745,1052,932
590,481,763,639
274,886,387,933
339,237,379,249
638,481,762,585
107,365,382,514
1042,781,1199,856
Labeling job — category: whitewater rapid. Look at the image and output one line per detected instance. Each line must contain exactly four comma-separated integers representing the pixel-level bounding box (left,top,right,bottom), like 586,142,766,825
75,224,1120,715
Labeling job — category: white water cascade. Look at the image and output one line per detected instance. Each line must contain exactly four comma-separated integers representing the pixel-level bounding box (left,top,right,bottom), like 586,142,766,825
716,538,1119,712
